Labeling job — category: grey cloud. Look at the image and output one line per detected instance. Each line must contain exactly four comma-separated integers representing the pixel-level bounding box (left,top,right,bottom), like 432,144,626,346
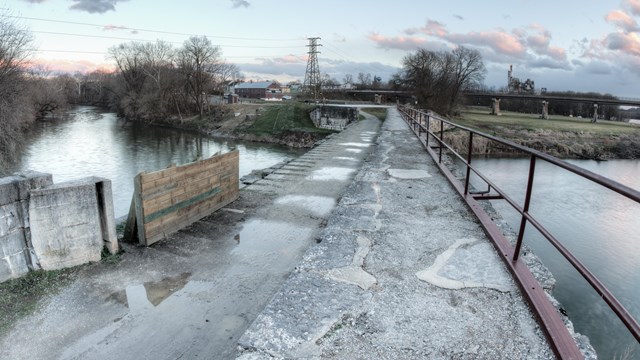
231,0,250,8
69,0,129,14
454,14,464,20
21,0,47,3
580,61,613,75
528,57,572,71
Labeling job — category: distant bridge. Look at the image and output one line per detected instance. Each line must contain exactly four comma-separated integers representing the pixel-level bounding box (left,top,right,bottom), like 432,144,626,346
322,88,640,109
463,91,640,107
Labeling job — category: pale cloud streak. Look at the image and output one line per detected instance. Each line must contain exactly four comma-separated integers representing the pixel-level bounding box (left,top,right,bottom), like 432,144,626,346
231,0,250,8
369,19,569,70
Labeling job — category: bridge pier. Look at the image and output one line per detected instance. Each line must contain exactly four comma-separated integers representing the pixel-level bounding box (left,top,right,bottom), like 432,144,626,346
592,104,598,123
490,98,501,116
541,100,549,120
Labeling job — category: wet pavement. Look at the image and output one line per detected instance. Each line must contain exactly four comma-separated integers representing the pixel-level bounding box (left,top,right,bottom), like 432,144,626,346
237,108,556,359
0,113,381,359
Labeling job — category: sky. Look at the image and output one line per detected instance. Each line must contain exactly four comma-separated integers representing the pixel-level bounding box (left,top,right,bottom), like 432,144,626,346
3,0,640,97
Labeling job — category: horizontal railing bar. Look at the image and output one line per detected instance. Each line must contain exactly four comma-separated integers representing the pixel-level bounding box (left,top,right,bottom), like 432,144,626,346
524,213,640,342
409,108,640,202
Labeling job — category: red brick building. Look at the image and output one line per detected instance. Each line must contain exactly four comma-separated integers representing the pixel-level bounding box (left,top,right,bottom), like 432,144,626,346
234,81,283,100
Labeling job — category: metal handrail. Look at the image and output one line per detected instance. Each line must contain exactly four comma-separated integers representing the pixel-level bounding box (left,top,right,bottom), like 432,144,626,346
398,105,640,358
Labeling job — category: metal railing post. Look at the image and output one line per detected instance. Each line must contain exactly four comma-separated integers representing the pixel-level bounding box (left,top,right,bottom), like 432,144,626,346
426,114,430,148
514,155,537,261
464,132,473,195
438,119,444,163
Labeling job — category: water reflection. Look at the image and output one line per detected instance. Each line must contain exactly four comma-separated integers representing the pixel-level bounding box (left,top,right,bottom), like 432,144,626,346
468,158,640,359
4,106,304,217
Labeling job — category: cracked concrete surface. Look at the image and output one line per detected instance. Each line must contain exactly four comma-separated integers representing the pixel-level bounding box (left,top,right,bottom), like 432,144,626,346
238,108,554,359
326,235,376,290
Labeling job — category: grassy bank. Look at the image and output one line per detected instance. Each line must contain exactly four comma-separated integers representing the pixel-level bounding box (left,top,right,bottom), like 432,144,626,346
0,268,79,336
451,107,640,159
244,103,332,136
361,107,388,121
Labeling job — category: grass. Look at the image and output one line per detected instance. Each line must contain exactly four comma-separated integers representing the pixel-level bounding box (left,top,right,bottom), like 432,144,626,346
360,107,388,121
455,107,640,136
0,267,80,336
244,103,334,136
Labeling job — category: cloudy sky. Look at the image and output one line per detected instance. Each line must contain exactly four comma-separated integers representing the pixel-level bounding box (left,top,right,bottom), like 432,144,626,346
5,0,640,97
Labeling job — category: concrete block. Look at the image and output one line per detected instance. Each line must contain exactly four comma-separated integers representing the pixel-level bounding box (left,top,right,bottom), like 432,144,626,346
0,176,23,206
0,229,30,282
0,202,21,236
29,181,104,270
18,171,53,191
90,178,118,254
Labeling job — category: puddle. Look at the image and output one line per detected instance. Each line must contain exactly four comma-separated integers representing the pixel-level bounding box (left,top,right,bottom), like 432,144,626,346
306,167,356,181
231,219,314,259
107,273,192,311
275,195,336,217
388,168,431,179
338,142,371,147
345,148,363,154
66,279,226,359
334,156,357,162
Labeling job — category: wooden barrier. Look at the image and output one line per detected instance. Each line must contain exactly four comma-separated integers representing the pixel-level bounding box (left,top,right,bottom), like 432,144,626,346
124,151,239,246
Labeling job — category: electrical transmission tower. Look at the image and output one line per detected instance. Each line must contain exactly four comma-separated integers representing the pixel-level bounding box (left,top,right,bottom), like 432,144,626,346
303,37,322,100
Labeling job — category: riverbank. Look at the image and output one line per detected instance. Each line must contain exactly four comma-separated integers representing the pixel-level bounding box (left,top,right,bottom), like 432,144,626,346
0,113,382,360
160,102,333,148
454,107,640,160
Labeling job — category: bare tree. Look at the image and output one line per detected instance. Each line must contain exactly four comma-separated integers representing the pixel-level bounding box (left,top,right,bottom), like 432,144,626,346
108,42,148,119
342,74,353,87
139,40,175,115
395,46,486,115
357,72,372,89
0,13,34,164
447,46,486,111
175,36,223,118
25,67,69,120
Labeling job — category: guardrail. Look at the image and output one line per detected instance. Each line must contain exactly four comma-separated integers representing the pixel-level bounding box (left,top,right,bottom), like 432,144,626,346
397,105,640,360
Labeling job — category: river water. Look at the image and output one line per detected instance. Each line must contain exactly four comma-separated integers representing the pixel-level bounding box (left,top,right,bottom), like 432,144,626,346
2,106,304,217
469,158,640,359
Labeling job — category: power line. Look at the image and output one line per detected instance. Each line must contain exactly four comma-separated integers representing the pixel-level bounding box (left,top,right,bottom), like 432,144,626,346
5,14,301,42
32,30,303,49
31,49,302,60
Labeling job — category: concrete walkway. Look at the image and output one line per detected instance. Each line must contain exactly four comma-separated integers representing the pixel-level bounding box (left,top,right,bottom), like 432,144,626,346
238,108,553,359
0,114,381,359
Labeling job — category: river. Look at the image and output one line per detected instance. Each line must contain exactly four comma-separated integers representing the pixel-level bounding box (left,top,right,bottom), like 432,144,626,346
1,106,304,217
469,158,640,359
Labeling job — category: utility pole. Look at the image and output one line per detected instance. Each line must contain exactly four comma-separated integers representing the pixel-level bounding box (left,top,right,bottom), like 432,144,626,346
303,37,322,100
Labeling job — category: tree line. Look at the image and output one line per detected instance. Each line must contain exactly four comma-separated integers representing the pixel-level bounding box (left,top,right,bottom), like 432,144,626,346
0,14,240,163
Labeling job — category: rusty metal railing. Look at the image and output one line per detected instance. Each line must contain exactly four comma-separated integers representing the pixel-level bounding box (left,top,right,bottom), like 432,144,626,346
398,105,640,360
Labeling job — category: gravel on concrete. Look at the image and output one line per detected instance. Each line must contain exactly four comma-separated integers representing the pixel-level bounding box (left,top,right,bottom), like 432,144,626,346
237,108,555,360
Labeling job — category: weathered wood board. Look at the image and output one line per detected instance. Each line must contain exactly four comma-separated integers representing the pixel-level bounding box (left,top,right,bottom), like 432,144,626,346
126,151,239,246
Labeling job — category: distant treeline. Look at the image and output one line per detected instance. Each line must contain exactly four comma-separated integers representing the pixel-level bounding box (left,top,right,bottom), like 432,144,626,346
0,12,240,163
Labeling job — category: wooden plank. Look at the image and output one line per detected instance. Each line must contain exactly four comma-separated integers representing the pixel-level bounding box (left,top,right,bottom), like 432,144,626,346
133,173,147,246
136,150,239,246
